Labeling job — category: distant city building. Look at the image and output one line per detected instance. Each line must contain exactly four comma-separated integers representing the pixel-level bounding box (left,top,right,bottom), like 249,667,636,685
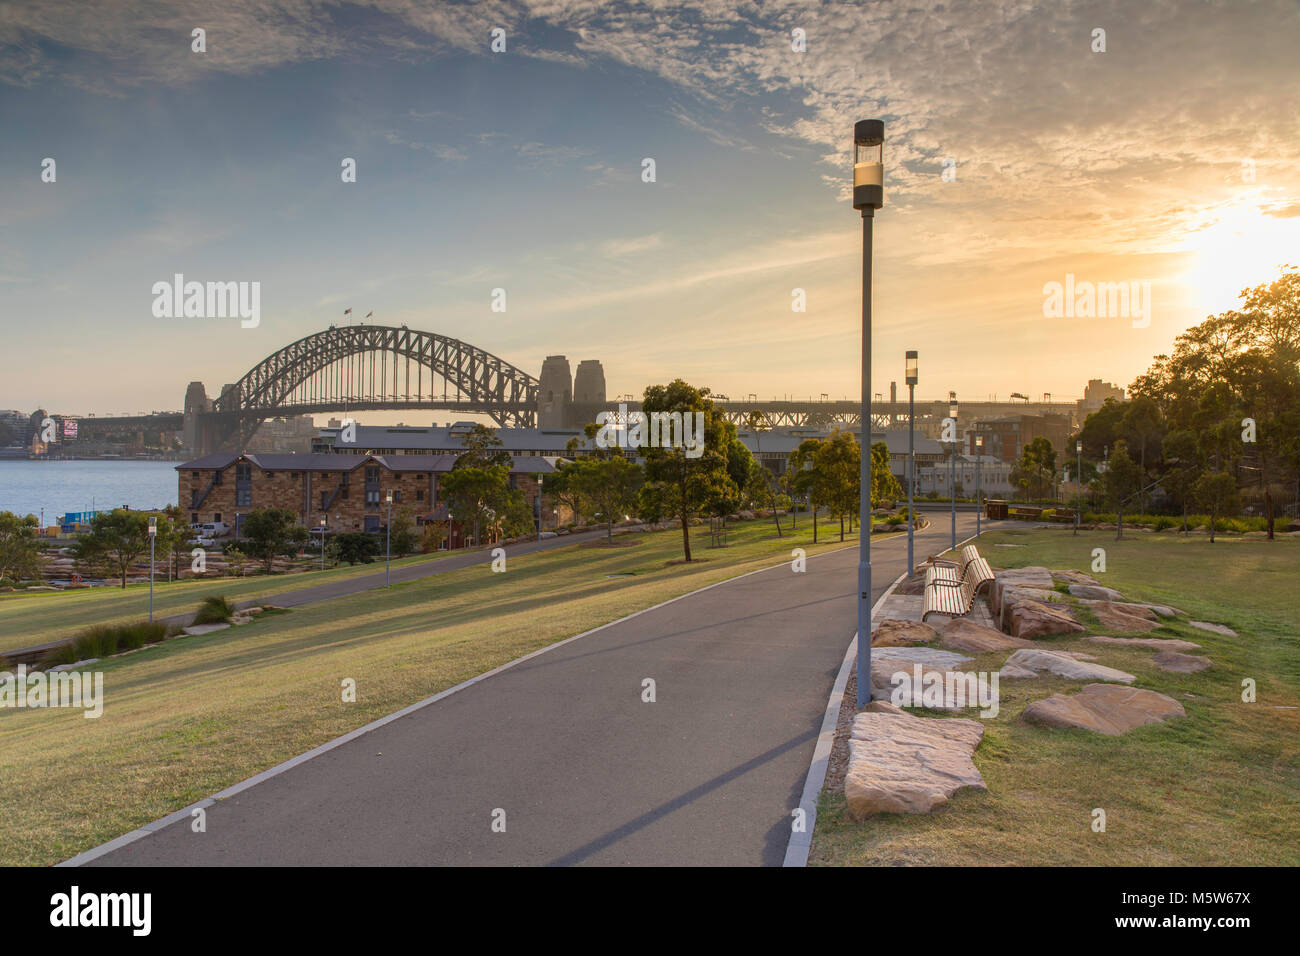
965,414,1073,465
1077,379,1126,418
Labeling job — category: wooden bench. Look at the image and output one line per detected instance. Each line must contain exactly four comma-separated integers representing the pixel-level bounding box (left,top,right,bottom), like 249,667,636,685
923,544,981,587
922,547,994,621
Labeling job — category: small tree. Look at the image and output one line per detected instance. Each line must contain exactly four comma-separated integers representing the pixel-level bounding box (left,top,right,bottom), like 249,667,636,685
241,508,309,574
75,509,150,588
0,511,43,583
389,506,420,558
331,533,379,565
223,546,250,577
420,522,448,552
571,455,645,542
1102,441,1144,539
1192,471,1240,543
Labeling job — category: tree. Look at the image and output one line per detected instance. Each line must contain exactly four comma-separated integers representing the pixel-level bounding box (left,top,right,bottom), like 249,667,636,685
637,380,738,562
1161,429,1202,534
75,509,150,588
440,465,511,547
389,506,420,558
157,505,193,581
420,522,448,552
745,411,784,537
788,438,827,543
1192,471,1240,543
240,507,309,574
1012,436,1058,500
569,455,644,542
223,546,250,577
455,423,513,469
1101,441,1143,539
0,512,43,583
1120,395,1166,512
816,430,861,542
871,440,902,508
331,532,379,565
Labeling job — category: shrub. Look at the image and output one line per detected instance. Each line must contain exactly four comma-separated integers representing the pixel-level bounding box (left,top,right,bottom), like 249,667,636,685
42,619,169,666
193,595,236,625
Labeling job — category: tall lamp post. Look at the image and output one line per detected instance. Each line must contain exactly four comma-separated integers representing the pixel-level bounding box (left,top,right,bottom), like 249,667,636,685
905,350,917,575
1075,440,1083,536
319,517,326,571
949,398,959,552
147,516,157,622
385,491,393,587
853,118,884,709
974,435,983,537
536,474,544,542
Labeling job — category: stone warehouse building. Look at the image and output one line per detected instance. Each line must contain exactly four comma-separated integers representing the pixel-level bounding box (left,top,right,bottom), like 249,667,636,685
177,452,558,540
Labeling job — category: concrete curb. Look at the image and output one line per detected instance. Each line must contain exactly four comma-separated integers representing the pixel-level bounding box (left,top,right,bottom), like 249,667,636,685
59,542,856,867
782,529,982,868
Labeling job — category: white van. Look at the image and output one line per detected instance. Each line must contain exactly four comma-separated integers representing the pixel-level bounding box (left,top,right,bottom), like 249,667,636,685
199,522,231,538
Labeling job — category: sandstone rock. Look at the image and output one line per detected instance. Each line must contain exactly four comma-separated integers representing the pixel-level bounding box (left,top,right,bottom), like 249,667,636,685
1085,601,1161,633
844,703,987,818
939,618,1033,653
1130,602,1181,618
991,567,1054,616
1087,635,1202,652
1022,684,1185,735
181,623,231,636
997,585,1062,630
1068,584,1126,602
872,618,939,647
1152,651,1213,673
998,648,1135,683
1189,621,1237,637
1051,569,1102,587
1009,600,1085,640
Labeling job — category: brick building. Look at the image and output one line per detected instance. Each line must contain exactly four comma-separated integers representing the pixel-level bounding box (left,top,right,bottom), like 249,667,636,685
177,452,557,543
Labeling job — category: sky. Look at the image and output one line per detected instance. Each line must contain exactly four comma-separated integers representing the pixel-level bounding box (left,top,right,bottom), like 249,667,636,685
2,0,1298,420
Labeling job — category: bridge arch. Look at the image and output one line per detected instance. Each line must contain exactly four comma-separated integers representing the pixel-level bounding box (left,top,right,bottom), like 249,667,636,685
199,325,540,453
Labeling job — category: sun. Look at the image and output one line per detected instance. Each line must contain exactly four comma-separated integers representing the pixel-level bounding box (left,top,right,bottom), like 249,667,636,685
1180,198,1300,316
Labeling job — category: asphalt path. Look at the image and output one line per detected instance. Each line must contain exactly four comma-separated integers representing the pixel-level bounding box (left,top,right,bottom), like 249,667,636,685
82,512,982,867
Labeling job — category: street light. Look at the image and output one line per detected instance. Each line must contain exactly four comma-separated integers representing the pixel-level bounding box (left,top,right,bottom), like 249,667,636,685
905,350,918,575
536,474,544,542
147,516,157,622
975,434,983,537
1075,439,1083,536
385,490,393,587
949,398,959,552
319,517,326,571
853,118,884,709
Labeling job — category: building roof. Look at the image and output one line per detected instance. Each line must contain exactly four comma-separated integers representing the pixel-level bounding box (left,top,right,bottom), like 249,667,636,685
318,424,597,454
177,451,557,475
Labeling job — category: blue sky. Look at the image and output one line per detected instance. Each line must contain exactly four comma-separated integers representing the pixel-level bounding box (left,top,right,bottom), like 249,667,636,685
3,0,1298,418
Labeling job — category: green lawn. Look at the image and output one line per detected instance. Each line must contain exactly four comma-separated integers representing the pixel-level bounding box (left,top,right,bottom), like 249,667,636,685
810,526,1300,866
0,517,866,866
0,547,470,654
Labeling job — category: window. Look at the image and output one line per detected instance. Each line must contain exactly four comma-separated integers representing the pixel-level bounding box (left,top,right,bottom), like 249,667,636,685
191,471,199,478
214,513,222,522
191,512,199,523
291,472,299,479
366,490,380,508
393,491,402,503
416,489,424,501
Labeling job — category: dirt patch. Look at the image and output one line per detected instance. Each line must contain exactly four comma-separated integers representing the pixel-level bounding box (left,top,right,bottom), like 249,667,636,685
824,669,860,794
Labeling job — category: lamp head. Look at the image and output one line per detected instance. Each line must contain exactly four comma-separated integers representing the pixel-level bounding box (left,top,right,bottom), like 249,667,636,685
852,119,884,211
905,350,918,386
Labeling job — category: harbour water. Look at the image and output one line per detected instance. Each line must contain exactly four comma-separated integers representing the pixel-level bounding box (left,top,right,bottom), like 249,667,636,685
0,460,178,523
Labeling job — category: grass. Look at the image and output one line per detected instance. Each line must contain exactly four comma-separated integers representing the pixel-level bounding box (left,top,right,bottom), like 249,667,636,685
810,526,1300,866
0,517,881,866
191,595,235,626
0,547,473,655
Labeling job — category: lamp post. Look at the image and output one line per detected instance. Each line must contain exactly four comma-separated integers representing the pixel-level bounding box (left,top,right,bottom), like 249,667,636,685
975,435,984,537
147,516,157,622
905,350,917,575
949,398,959,552
385,491,393,587
319,517,326,571
536,474,543,542
853,118,884,709
1075,440,1083,536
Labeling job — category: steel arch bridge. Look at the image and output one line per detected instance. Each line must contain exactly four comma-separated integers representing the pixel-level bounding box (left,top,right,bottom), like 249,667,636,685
196,325,540,453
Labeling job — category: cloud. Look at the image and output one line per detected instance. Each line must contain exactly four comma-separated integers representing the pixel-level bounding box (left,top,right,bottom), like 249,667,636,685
601,233,664,257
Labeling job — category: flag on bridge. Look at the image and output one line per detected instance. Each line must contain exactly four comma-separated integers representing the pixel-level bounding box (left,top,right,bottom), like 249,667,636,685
344,308,352,315
365,311,373,318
